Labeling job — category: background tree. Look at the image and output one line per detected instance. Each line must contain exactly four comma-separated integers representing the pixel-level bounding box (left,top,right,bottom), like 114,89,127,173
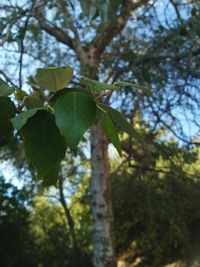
0,1,200,267
112,125,200,266
0,176,35,267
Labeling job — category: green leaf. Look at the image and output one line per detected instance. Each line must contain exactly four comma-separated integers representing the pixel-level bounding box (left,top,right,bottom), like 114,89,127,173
0,118,14,147
11,108,42,130
80,76,118,93
0,78,15,96
35,66,73,92
98,103,138,138
0,97,16,119
48,88,70,105
23,94,43,109
54,89,97,149
114,80,152,95
15,89,28,101
20,110,66,185
80,0,89,16
89,5,97,21
103,112,122,156
0,97,15,146
114,81,134,87
100,3,108,21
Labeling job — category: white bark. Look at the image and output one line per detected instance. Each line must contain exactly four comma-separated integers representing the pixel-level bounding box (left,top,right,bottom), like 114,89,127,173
81,61,116,267
91,114,116,267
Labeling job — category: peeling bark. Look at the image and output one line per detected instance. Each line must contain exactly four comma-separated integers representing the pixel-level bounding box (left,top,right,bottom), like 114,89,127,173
91,115,116,267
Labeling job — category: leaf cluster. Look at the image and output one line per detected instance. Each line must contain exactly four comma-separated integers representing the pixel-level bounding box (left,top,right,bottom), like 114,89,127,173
1,66,137,185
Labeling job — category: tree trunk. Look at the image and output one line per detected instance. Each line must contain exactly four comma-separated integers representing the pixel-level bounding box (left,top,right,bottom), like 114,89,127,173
91,116,116,267
80,59,116,267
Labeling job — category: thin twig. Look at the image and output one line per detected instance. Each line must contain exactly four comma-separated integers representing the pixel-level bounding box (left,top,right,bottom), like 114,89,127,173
0,70,17,87
18,2,35,89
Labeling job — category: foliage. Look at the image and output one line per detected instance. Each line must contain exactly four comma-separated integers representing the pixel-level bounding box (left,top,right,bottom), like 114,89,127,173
0,68,135,185
0,97,16,146
0,78,14,96
0,177,36,267
112,130,200,267
54,89,97,149
1,135,200,267
0,175,92,267
35,66,73,92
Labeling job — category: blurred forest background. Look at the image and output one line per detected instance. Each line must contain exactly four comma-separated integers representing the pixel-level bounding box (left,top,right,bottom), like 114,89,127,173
0,0,200,266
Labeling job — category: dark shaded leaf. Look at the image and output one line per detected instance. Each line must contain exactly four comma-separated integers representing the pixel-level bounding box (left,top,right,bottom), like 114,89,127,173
98,103,138,138
0,97,16,146
0,78,15,96
48,88,71,105
21,110,66,185
0,97,15,117
0,118,14,146
11,108,42,130
0,97,16,119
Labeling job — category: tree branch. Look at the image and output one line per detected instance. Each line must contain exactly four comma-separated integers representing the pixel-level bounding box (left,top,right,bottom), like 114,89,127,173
0,70,17,87
169,0,183,23
37,20,74,49
91,0,149,56
18,2,35,89
58,176,79,265
58,0,84,56
33,4,75,50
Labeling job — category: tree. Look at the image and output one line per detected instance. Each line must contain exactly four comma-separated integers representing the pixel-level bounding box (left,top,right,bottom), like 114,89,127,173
1,1,200,267
0,176,36,267
0,174,92,267
0,1,143,266
112,124,200,266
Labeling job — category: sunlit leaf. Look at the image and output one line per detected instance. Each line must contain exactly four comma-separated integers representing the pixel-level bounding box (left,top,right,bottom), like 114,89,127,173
114,81,134,87
15,89,28,101
35,66,73,92
24,94,43,109
80,76,118,93
114,80,152,95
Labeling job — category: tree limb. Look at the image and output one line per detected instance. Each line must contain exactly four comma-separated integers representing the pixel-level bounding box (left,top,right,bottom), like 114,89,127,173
58,0,85,57
58,175,79,265
37,19,74,49
91,0,149,56
33,3,75,50
18,2,35,89
0,70,17,87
